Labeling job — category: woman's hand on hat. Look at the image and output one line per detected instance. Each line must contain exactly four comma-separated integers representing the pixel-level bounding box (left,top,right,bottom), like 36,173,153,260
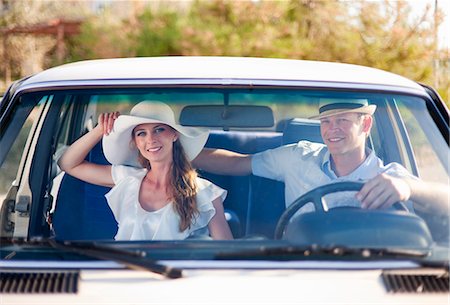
97,112,120,136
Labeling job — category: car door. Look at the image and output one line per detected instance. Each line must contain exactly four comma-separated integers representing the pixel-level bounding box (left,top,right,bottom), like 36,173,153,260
0,91,50,238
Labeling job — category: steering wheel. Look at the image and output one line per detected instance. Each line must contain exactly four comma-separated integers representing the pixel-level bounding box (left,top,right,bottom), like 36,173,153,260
274,181,408,240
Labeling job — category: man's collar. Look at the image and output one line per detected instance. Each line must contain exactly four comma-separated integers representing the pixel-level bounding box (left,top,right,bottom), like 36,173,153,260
321,149,336,179
321,148,375,178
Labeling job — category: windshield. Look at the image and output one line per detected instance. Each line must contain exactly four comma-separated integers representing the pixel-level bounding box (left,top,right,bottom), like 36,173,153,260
1,87,449,263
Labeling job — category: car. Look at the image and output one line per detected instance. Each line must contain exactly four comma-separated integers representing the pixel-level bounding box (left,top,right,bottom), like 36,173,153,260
0,56,449,304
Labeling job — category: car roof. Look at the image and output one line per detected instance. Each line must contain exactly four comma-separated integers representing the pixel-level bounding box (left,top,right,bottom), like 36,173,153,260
19,56,424,92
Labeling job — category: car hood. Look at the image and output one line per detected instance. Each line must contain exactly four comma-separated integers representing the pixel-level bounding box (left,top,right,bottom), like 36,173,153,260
1,265,448,305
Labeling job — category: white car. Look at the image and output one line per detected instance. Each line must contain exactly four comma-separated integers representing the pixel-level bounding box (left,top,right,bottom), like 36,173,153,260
0,57,448,304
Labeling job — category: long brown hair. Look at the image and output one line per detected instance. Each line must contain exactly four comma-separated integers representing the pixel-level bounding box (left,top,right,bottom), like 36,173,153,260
136,137,199,232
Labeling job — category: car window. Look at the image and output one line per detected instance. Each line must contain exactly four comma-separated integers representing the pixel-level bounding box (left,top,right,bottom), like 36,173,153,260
2,87,448,249
41,89,441,178
0,99,45,202
395,98,448,182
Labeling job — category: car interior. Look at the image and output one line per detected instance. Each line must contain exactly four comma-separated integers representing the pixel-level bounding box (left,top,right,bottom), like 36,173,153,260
51,103,326,240
0,86,446,250
0,84,428,240
37,93,446,244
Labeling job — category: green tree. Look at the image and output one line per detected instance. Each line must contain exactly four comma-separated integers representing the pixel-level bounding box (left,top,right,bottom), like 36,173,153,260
66,8,130,62
131,9,182,56
3,0,448,104
0,0,88,90
357,1,435,82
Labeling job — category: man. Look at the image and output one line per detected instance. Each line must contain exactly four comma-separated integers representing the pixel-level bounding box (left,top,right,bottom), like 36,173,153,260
193,99,448,214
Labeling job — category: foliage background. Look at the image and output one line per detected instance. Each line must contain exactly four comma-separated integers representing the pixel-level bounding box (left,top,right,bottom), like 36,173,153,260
0,0,449,104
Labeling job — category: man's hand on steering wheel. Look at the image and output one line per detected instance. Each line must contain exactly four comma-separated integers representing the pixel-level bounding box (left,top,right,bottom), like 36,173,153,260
275,181,410,240
357,173,412,210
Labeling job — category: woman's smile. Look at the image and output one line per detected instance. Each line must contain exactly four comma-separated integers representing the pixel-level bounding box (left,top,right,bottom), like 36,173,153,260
146,146,162,153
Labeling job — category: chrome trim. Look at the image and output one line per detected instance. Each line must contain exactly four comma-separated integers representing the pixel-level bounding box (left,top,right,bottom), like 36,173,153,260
13,78,428,98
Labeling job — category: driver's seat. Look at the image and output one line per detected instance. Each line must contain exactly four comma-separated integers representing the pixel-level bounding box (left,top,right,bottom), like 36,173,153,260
245,118,322,238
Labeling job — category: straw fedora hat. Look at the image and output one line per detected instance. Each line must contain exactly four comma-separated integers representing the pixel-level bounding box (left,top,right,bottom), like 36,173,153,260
309,98,376,120
102,101,209,167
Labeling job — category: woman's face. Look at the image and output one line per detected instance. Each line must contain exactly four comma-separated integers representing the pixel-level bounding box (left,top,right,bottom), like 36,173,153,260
133,123,178,165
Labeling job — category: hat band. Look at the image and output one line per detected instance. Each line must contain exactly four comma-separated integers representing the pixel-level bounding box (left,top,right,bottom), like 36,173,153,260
319,102,366,114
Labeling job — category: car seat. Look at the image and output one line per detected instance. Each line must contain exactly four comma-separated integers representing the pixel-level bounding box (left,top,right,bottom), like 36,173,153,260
52,142,118,240
245,118,322,238
202,130,283,237
282,118,322,145
53,140,249,240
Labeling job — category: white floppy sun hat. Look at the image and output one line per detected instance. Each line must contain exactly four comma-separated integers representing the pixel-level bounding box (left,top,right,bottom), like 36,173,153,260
102,101,209,167
309,98,376,120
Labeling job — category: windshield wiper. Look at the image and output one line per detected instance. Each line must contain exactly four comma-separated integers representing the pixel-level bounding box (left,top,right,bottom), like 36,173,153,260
216,244,431,261
46,239,182,279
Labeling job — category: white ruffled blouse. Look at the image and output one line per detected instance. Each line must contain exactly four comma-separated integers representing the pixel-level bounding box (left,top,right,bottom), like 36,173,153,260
105,165,227,241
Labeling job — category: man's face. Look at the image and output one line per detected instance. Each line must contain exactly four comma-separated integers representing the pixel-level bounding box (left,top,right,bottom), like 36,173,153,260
320,112,371,156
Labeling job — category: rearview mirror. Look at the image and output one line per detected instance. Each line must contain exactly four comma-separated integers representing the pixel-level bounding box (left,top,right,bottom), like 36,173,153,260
179,105,274,128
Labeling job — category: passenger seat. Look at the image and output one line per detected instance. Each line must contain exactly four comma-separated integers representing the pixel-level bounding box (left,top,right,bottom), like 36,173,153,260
53,142,118,240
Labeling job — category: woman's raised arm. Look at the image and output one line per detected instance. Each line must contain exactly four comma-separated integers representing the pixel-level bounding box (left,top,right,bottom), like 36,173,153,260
57,112,119,187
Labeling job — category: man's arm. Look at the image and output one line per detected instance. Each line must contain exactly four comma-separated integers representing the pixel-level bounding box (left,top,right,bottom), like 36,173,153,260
403,178,449,214
192,148,252,176
357,173,449,214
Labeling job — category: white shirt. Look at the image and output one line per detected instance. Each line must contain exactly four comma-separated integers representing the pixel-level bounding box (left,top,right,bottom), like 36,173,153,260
105,165,227,240
252,141,415,212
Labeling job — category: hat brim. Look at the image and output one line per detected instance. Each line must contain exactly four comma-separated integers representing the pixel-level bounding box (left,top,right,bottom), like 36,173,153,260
102,115,209,167
309,105,376,120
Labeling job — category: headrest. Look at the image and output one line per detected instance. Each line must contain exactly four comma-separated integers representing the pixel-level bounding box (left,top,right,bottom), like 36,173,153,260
282,118,322,145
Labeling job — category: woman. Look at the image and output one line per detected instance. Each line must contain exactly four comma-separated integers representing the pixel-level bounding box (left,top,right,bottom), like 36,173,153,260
58,101,233,240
